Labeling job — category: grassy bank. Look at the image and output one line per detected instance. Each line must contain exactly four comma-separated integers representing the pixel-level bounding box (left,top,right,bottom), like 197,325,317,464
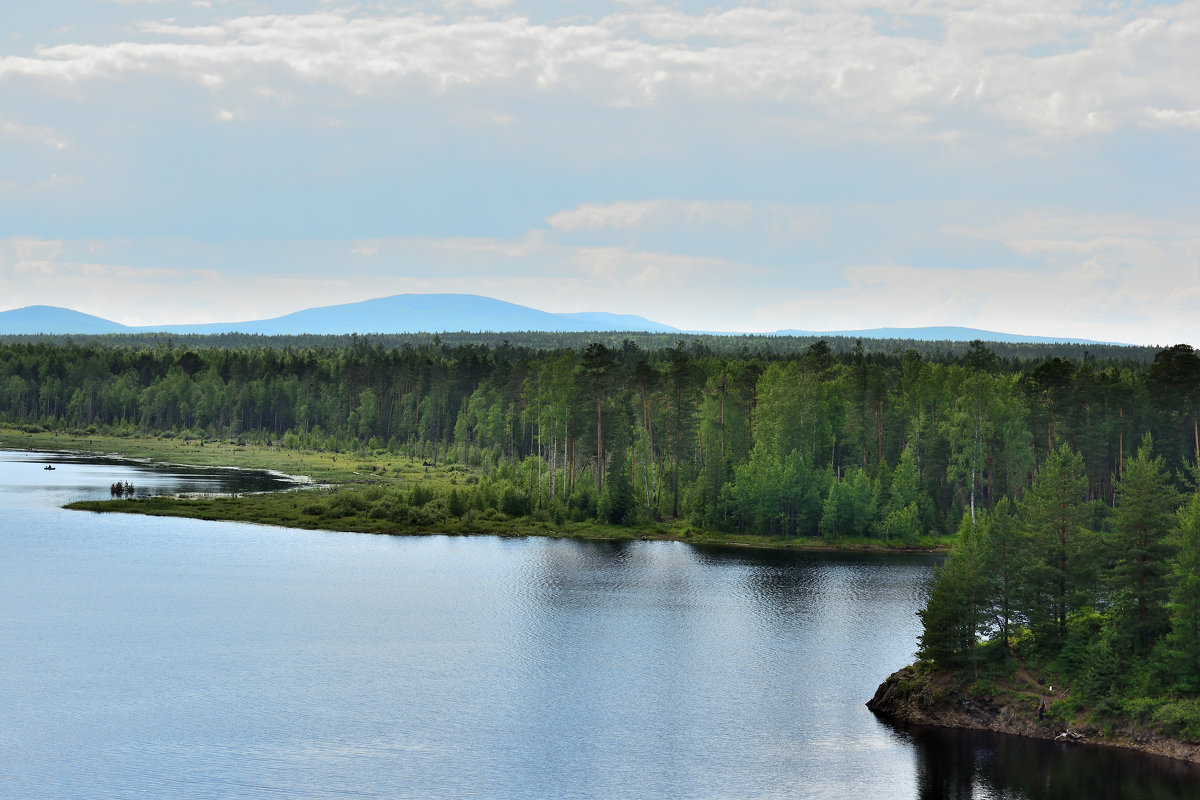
3,426,952,552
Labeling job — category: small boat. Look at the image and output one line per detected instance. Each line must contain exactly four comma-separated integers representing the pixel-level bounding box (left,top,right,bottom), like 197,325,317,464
44,464,55,470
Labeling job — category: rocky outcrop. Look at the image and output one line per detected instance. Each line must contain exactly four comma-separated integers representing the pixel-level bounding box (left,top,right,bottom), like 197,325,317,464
867,663,1200,764
866,664,1050,736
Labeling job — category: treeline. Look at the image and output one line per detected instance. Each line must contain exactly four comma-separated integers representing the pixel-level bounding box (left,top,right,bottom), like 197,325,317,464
919,439,1200,738
2,337,1198,538
0,330,1164,363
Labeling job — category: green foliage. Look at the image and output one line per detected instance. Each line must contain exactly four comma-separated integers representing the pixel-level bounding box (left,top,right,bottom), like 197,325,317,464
820,469,877,539
499,486,531,518
1168,493,1200,692
599,445,637,526
1107,435,1178,656
1151,699,1200,742
977,497,1022,647
880,502,922,543
447,488,468,518
326,491,369,517
1019,444,1093,653
569,482,597,522
911,430,1200,741
918,515,987,669
879,445,930,542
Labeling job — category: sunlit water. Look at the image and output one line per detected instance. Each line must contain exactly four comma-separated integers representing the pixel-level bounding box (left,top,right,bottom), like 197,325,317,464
3,449,1198,799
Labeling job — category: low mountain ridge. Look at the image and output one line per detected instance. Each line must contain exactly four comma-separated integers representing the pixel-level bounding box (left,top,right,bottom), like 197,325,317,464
0,305,130,335
0,294,679,336
0,294,1117,344
775,325,1116,346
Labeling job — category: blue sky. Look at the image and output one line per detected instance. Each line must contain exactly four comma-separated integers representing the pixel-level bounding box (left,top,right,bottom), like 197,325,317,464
1,0,1198,344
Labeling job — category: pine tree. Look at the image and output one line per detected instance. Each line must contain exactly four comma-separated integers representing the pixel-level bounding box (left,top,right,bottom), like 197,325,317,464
1018,444,1093,653
979,497,1022,651
919,515,985,673
1108,435,1177,655
1167,493,1200,692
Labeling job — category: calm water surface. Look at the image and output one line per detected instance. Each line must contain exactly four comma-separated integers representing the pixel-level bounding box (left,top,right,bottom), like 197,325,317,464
3,449,1199,799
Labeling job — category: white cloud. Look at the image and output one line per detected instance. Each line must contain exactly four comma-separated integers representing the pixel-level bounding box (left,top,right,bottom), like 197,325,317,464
943,212,1200,276
546,199,754,232
1,2,1197,139
940,213,1200,338
0,237,229,323
748,206,1200,345
566,245,755,288
0,117,71,151
946,211,1199,239
1143,107,1200,130
252,276,349,290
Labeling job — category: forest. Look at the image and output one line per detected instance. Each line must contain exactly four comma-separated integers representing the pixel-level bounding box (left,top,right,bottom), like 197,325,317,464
0,334,1197,540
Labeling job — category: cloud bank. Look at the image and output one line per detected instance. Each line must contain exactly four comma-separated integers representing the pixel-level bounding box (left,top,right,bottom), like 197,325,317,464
2,2,1198,140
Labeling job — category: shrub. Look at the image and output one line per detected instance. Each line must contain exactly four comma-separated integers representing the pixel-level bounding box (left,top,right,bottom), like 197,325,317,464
446,488,468,517
408,498,449,527
410,484,436,507
500,487,531,518
326,491,369,517
1152,699,1200,742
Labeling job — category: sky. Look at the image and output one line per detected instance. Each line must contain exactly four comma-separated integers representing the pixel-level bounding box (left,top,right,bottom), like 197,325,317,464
0,0,1198,344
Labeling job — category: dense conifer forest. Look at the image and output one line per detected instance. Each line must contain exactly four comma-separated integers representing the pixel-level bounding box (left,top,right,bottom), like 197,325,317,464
0,335,1195,534
0,333,1193,536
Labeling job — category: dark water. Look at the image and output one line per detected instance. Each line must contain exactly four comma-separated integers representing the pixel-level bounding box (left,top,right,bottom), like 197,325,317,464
2,450,1198,799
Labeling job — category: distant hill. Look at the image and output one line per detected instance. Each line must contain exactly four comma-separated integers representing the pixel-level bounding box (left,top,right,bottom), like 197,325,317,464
0,296,1120,345
774,326,1118,346
0,306,130,335
0,294,679,336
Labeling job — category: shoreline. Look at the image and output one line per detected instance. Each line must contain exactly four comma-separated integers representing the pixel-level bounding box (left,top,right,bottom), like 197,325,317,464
867,664,1200,765
2,430,951,554
62,494,947,554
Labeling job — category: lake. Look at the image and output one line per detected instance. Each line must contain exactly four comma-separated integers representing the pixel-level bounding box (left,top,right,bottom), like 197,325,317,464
3,449,1199,799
